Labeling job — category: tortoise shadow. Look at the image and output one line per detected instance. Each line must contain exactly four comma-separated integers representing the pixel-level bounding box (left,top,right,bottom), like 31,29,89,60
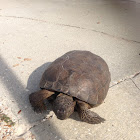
26,62,51,92
69,111,81,122
27,62,53,113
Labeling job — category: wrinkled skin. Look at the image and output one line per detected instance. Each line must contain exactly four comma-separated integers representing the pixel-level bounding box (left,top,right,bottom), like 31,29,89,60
53,94,76,120
29,91,76,119
29,90,105,124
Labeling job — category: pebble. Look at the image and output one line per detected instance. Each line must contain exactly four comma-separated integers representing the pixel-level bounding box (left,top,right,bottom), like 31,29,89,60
15,124,27,136
107,129,111,131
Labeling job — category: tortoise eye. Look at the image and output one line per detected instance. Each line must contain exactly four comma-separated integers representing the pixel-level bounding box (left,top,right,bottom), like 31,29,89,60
57,109,66,114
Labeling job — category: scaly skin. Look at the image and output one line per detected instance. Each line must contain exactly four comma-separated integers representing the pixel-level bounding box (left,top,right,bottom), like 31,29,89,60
29,91,105,124
53,94,76,120
76,100,105,124
29,90,54,113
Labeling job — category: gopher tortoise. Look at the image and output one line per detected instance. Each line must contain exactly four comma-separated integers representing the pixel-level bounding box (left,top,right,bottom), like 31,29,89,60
29,50,111,124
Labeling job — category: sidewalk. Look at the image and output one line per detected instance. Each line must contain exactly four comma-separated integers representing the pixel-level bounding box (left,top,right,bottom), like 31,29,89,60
0,0,140,140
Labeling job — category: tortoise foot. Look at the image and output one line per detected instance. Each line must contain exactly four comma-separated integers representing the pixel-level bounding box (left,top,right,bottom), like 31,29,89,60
80,110,105,124
76,100,105,124
29,91,46,113
29,90,54,113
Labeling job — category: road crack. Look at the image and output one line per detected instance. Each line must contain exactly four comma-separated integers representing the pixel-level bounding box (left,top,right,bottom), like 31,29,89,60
110,71,140,89
130,78,140,90
0,15,140,44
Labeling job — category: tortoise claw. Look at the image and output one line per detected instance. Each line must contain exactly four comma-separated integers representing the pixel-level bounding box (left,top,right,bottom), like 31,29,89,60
80,110,105,124
33,104,46,113
88,115,105,124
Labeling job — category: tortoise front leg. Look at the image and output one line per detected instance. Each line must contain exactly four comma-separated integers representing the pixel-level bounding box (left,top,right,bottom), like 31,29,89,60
29,90,54,113
76,100,105,124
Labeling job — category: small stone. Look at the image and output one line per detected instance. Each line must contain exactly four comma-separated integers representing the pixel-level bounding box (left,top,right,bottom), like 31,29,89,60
31,134,36,139
7,128,10,132
15,124,27,136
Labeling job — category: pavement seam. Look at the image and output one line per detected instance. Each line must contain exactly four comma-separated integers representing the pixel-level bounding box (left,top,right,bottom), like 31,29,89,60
0,15,140,44
19,72,140,135
128,0,140,4
16,122,41,137
109,71,140,89
130,78,140,90
19,116,52,137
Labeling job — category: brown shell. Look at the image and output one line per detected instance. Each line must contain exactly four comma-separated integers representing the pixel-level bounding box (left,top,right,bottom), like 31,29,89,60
40,50,111,106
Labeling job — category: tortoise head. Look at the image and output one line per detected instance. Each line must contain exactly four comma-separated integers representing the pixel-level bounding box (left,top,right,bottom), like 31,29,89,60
53,94,76,120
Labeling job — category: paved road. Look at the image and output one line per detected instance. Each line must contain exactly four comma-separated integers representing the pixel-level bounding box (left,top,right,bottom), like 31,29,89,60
0,0,140,140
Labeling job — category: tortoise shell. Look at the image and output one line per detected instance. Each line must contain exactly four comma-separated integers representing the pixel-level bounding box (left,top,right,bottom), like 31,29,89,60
40,50,111,106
